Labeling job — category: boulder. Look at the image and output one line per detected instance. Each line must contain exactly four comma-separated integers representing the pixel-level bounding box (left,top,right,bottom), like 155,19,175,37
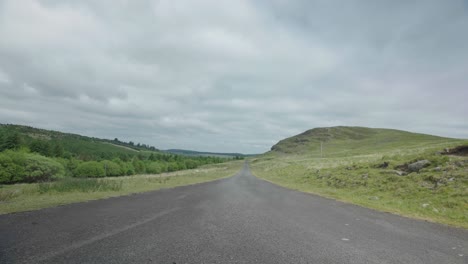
407,160,431,172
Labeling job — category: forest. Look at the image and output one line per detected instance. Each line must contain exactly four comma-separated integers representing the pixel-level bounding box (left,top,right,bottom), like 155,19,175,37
0,124,237,184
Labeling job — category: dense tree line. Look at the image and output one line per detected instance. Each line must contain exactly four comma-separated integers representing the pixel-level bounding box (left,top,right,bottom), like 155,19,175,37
0,127,230,184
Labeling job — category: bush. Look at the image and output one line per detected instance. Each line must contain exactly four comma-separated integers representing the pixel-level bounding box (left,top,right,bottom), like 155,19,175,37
146,162,162,174
0,152,25,183
132,159,146,174
23,154,64,182
185,160,199,169
0,151,64,183
74,161,105,178
167,162,177,172
101,160,121,176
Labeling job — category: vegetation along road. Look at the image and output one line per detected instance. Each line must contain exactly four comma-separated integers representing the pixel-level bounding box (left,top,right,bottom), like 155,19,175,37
0,162,466,263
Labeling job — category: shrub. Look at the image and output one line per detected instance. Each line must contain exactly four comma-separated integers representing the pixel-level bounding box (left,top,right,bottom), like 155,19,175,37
185,160,199,169
0,152,25,183
146,162,162,174
101,160,121,176
23,154,64,182
0,151,64,183
132,159,146,174
167,162,183,172
74,161,105,178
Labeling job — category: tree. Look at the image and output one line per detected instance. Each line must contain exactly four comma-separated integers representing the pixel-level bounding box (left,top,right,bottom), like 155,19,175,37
185,159,198,169
52,143,65,157
1,132,21,151
132,158,145,174
29,140,51,156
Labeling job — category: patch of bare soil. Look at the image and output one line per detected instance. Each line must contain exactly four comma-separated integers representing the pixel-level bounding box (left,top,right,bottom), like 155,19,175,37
441,145,468,156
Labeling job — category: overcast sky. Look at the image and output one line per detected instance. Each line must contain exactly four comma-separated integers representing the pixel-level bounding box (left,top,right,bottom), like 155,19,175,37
0,0,467,153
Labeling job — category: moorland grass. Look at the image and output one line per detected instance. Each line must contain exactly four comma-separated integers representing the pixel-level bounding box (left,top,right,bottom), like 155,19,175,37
251,127,468,228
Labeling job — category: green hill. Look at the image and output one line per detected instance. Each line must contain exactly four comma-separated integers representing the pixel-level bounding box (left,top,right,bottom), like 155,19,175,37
0,124,155,160
251,126,468,228
270,126,458,157
0,124,227,184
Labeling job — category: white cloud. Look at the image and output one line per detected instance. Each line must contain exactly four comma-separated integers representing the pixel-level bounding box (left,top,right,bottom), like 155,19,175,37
0,0,467,153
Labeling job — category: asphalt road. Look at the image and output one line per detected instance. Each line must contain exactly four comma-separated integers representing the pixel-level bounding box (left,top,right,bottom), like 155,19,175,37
1,162,467,263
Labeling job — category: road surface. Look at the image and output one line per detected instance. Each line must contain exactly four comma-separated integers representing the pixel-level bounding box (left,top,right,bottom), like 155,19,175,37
1,162,466,263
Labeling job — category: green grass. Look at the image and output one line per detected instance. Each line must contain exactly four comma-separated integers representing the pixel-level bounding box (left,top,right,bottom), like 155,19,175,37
37,178,124,193
0,160,243,214
271,126,457,156
251,127,468,228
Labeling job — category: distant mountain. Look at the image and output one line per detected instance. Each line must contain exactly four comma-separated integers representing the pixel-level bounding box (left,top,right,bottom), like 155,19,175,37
270,126,461,156
164,149,256,158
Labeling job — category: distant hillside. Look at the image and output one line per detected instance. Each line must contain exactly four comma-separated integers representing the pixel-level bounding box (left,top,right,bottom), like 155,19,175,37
165,149,255,158
0,124,228,184
270,126,461,157
0,124,159,160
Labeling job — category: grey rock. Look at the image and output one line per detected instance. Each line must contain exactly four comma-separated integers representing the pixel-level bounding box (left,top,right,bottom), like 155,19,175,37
394,170,407,176
408,160,431,172
376,162,389,169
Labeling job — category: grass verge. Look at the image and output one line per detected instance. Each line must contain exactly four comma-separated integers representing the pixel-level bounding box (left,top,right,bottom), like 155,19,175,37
0,161,243,214
250,145,468,229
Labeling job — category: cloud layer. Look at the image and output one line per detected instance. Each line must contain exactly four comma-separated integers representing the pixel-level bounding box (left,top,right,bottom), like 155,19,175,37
1,0,467,153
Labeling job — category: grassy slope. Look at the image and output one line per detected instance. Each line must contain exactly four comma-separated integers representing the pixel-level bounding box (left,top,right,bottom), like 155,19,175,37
250,126,468,228
0,124,146,158
0,161,243,214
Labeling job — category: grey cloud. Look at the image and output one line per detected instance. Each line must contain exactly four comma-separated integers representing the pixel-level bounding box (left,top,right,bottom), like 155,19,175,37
0,0,467,153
